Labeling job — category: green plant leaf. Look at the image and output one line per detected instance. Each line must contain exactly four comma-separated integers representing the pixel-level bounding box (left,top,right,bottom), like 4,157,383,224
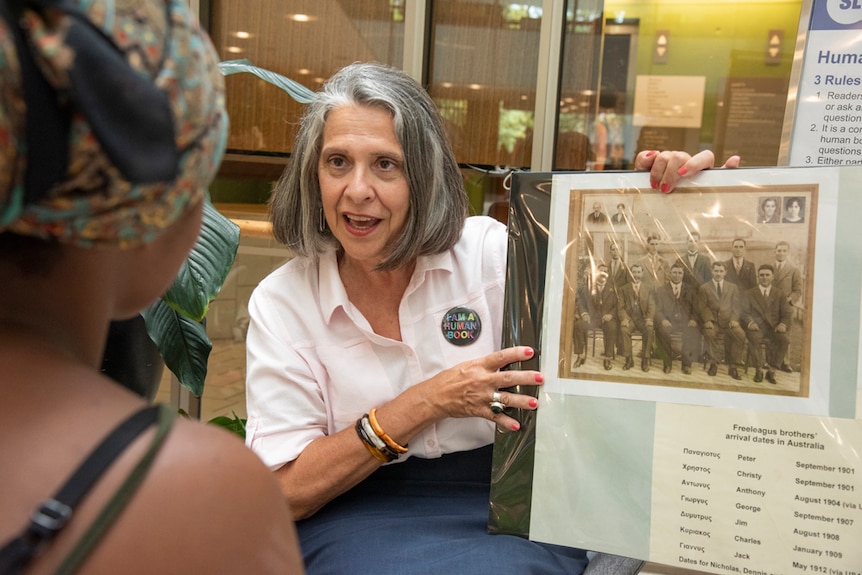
162,200,239,322
142,298,212,396
142,200,237,396
208,411,247,440
219,59,315,104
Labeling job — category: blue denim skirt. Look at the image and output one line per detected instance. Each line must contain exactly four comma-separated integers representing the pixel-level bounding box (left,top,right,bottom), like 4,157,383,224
296,445,588,574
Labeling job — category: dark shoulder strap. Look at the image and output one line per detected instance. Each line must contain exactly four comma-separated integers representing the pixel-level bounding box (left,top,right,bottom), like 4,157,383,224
0,404,175,575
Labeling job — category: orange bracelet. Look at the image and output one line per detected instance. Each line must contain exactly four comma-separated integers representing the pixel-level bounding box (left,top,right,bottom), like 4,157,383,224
368,408,409,454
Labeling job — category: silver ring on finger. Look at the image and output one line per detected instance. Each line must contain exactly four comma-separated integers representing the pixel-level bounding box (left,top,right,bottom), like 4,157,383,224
490,389,507,414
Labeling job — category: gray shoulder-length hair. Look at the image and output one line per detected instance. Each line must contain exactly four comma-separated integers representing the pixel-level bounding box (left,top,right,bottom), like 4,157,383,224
269,62,468,270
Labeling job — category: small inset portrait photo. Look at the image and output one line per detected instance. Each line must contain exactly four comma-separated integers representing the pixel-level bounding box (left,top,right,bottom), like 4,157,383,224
758,196,780,224
585,201,609,225
782,196,805,224
610,202,629,225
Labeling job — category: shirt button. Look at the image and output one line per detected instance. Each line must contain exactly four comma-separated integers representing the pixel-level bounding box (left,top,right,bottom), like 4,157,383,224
426,439,436,448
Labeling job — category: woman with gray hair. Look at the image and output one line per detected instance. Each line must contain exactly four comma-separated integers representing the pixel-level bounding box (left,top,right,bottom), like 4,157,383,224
246,61,728,574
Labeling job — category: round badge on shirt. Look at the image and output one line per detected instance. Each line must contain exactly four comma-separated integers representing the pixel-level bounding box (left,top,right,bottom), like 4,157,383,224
441,306,481,346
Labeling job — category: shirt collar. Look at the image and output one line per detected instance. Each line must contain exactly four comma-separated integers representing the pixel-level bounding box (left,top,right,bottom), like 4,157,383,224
318,248,454,324
318,250,347,324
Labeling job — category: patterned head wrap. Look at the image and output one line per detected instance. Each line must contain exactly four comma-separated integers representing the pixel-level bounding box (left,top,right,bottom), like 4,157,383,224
0,0,227,248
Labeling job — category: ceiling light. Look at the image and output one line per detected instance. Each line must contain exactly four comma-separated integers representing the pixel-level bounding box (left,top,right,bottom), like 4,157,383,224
288,13,317,23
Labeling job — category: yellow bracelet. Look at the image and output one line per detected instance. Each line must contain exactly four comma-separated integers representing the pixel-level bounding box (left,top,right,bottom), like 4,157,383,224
361,438,390,462
355,417,390,462
368,408,409,454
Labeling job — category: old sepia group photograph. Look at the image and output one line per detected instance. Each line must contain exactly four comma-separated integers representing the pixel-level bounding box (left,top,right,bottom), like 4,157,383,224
558,184,817,399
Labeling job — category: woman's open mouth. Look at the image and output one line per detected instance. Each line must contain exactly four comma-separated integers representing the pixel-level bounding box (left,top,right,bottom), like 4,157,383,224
344,214,381,233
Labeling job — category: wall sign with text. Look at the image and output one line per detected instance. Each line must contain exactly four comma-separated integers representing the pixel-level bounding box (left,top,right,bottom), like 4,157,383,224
790,0,862,167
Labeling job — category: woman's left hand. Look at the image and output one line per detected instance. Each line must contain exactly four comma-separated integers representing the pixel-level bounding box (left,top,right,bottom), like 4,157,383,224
634,150,740,194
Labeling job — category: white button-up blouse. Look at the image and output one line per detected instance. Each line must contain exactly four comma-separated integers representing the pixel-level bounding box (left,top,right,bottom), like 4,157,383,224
245,216,508,470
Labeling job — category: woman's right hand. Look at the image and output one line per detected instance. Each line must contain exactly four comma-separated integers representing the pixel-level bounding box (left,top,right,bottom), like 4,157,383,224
634,149,741,193
420,346,542,432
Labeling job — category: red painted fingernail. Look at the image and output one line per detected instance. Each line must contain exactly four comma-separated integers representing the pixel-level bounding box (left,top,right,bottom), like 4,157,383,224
650,180,658,190
645,150,656,157
661,183,669,193
528,398,538,408
511,422,521,431
534,373,544,383
524,347,534,357
678,166,688,176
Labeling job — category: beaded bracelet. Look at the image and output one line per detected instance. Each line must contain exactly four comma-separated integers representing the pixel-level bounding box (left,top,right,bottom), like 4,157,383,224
368,408,409,454
355,415,398,462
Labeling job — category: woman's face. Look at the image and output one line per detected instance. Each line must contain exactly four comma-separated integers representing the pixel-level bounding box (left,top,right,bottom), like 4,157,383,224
787,200,801,218
763,200,776,217
318,104,409,269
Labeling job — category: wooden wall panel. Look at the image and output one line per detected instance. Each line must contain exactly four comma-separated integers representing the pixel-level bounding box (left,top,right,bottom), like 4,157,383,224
209,0,404,163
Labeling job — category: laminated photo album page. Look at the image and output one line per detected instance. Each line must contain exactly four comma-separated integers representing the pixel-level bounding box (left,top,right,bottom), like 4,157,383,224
489,166,862,575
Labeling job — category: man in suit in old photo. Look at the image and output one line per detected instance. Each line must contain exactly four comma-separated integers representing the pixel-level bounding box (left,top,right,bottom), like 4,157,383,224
698,261,746,380
617,264,655,372
654,262,704,374
724,237,757,292
639,233,670,292
741,264,792,384
571,283,590,369
773,241,802,310
586,201,608,224
582,264,619,370
679,231,712,288
607,241,630,290
773,241,802,372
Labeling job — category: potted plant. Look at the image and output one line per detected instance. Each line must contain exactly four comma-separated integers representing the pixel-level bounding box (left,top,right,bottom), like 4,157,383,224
140,199,241,397
100,199,240,400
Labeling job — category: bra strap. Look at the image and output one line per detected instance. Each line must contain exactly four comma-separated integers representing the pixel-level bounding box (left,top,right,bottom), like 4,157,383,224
0,404,172,574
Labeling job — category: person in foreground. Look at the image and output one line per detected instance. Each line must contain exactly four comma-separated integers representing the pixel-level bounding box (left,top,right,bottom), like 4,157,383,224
245,62,737,574
0,1,303,573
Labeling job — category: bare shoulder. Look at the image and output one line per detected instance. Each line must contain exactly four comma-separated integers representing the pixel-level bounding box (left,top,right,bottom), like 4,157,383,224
1,363,305,574
81,417,305,574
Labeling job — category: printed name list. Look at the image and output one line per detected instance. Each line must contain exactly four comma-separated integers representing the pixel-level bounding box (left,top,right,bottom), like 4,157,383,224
651,404,861,574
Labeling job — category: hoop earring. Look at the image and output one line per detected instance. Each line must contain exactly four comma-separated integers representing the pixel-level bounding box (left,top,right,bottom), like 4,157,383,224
318,207,327,233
